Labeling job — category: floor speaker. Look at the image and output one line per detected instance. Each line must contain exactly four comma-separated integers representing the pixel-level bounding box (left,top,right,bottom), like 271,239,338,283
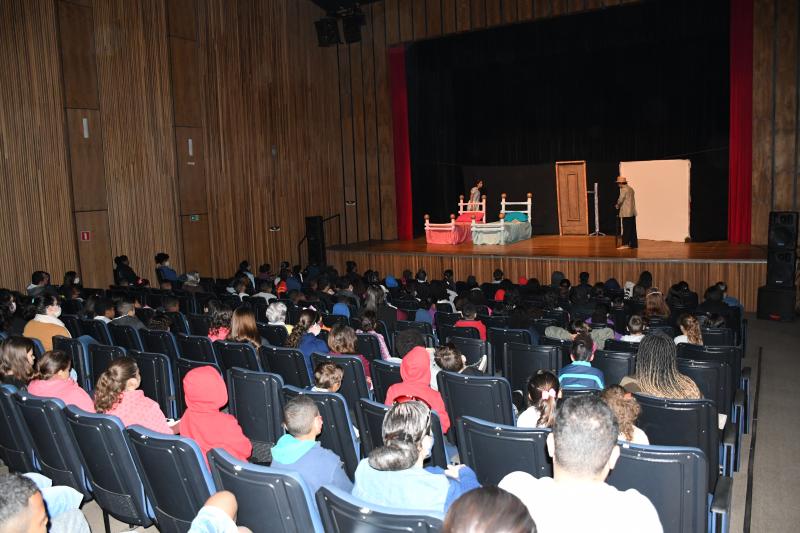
768,211,798,249
757,285,796,322
766,211,798,288
306,216,326,266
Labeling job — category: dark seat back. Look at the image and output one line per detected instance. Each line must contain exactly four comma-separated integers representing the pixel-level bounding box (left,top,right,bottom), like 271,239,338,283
603,338,640,352
61,314,81,337
282,386,359,480
355,333,382,362
436,371,514,441
593,350,637,386
316,486,443,533
560,388,598,399
64,407,153,528
258,323,288,347
311,353,369,416
607,444,709,533
109,323,145,351
79,318,112,345
52,335,96,392
14,393,91,499
488,328,532,372
176,334,218,365
175,358,222,416
676,344,743,388
126,426,215,533
213,340,262,373
700,327,735,347
370,359,402,404
0,385,37,473
322,314,348,328
635,394,720,491
226,368,285,463
540,336,572,368
440,324,480,340
263,346,312,388
396,320,434,336
502,343,561,392
456,416,551,485
677,358,732,416
88,344,126,386
187,314,211,336
164,311,190,336
435,312,460,330
140,329,181,362
447,336,492,371
208,449,323,532
130,350,178,419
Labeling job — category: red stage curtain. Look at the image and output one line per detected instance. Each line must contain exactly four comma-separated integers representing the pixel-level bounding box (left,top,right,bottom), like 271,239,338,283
728,0,753,244
389,46,413,240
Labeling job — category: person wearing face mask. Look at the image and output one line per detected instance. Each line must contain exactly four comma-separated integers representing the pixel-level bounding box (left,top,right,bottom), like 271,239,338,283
154,252,179,283
0,289,25,335
59,271,82,300
351,400,480,513
23,295,71,351
285,309,329,382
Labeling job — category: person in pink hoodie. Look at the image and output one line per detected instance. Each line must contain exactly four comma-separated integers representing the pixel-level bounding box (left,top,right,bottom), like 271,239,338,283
27,350,94,412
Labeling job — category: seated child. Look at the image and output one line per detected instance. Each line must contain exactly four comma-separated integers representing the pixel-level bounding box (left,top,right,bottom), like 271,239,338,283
454,303,487,340
433,344,486,376
557,333,605,390
620,315,645,343
312,361,343,393
601,385,650,445
516,370,560,428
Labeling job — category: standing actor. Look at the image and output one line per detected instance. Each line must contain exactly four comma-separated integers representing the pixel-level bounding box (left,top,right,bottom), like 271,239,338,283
469,179,483,210
615,176,638,249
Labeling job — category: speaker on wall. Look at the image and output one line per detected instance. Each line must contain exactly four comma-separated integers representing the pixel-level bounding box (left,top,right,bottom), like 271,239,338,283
314,17,341,47
305,216,326,266
768,211,798,250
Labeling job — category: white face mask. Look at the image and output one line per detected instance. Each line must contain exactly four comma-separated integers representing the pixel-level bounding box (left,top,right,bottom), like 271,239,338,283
9,302,15,314
73,277,80,285
163,261,169,267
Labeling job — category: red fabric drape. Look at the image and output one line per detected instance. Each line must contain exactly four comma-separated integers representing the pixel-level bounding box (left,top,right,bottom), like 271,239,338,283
728,0,754,244
389,46,414,240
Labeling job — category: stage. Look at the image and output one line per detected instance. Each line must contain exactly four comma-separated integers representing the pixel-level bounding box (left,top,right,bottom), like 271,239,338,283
327,236,767,312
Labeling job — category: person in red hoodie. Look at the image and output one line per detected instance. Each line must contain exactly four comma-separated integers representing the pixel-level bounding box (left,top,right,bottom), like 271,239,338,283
454,303,487,340
180,366,252,463
384,330,451,434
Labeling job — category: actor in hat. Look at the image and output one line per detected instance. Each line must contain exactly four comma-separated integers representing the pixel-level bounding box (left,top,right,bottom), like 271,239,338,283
615,176,637,249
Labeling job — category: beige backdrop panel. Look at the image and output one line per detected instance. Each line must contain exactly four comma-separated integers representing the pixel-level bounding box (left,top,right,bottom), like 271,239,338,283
619,159,691,242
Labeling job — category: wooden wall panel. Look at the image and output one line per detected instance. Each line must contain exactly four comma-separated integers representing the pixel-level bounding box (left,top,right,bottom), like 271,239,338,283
517,0,533,21
74,210,113,289
65,109,107,211
471,0,487,29
487,0,503,27
385,0,401,44
502,0,519,24
169,37,202,127
0,0,78,291
167,0,197,40
426,0,443,37
181,214,212,275
772,0,798,212
58,1,99,109
398,0,415,43
175,127,206,215
442,0,458,34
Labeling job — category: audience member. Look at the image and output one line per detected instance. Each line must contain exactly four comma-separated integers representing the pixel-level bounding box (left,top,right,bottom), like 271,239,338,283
643,288,670,319
26,271,53,298
674,314,703,346
113,255,140,286
226,307,264,348
59,271,82,300
208,303,233,342
356,310,393,361
155,252,179,282
271,395,353,494
182,271,202,294
266,302,292,333
600,385,649,445
454,303,487,340
544,318,613,350
181,366,251,463
620,315,645,342
620,333,701,399
147,312,173,332
0,289,24,335
27,350,94,412
0,336,35,389
434,344,485,375
696,285,732,320
188,491,251,533
442,486,536,533
499,395,662,533
286,309,328,381
558,333,604,390
252,280,276,302
22,294,71,351
352,401,479,513
111,298,147,331
517,370,560,428
312,361,343,393
94,357,174,434
93,298,115,323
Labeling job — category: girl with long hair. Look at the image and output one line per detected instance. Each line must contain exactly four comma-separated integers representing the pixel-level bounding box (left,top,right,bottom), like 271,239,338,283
0,336,35,389
620,333,701,399
643,288,670,319
28,350,94,412
675,314,703,346
327,324,371,380
226,307,263,348
600,385,649,445
94,357,173,433
286,308,328,382
516,370,561,428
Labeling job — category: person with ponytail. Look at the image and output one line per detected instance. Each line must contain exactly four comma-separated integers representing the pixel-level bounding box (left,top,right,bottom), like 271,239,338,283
22,294,71,351
517,370,561,429
674,314,703,346
356,310,392,361
0,336,35,389
94,357,174,434
286,309,328,382
352,401,479,513
620,333,702,400
28,350,94,412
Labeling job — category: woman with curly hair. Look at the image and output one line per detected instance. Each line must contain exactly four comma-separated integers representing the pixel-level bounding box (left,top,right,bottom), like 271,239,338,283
207,303,233,342
94,357,173,434
600,385,649,444
674,313,703,346
286,308,328,381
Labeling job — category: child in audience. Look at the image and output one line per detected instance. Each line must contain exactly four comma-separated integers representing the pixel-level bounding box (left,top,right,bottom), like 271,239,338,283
181,366,252,463
352,401,479,513
544,318,614,350
600,385,649,445
226,307,264,348
644,288,670,320
93,298,115,323
312,362,343,393
327,324,371,380
674,314,703,345
111,298,147,331
620,333,701,400
286,309,328,381
620,315,645,342
188,491,251,533
270,395,353,495
558,333,604,390
94,357,174,434
0,336,35,389
27,350,94,412
22,295,71,351
434,344,485,375
208,304,233,342
499,396,662,532
454,303,487,340
517,370,561,428
442,486,535,533
356,311,392,361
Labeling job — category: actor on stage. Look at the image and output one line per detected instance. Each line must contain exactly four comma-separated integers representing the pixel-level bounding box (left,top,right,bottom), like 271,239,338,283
615,176,638,249
469,179,483,210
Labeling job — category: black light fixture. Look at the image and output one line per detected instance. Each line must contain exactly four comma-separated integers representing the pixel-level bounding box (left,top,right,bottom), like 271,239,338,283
311,1,374,47
314,17,341,47
342,7,366,44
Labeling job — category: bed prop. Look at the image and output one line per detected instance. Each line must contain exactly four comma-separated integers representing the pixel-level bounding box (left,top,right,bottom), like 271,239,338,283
471,192,533,245
424,195,486,244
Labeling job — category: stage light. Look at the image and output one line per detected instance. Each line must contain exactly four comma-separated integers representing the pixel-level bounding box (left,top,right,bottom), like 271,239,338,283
314,17,341,47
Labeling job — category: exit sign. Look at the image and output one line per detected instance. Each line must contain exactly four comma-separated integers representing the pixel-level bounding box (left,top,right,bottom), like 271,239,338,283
190,215,200,222
80,231,91,241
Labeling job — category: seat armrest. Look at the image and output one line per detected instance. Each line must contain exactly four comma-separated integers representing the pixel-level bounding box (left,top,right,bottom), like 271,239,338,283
711,475,733,514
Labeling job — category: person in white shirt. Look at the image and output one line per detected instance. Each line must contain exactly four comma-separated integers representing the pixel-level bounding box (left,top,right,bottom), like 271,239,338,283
499,395,663,533
516,370,560,429
252,280,277,303
619,315,645,343
600,385,650,445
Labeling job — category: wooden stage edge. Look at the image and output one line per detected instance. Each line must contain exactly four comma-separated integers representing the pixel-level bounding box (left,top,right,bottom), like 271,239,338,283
327,236,767,312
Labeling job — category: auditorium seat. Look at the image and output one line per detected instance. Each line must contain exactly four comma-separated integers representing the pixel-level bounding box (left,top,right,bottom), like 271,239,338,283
60,314,81,338
187,313,212,336
52,335,96,392
140,329,181,363
226,368,285,464
109,323,145,352
439,324,480,341
176,334,218,365
258,323,288,347
88,344,126,386
603,338,640,353
261,346,311,389
0,384,37,473
175,358,222,416
355,333,382,362
370,359,402,404
437,371,515,442
129,350,178,419
446,336,492,371
213,340,262,373
79,318,113,345
502,343,561,393
593,350,637,386
540,336,573,368
488,328,533,372
396,320,434,336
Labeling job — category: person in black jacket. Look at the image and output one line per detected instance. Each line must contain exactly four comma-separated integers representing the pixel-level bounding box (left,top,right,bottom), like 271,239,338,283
113,255,140,286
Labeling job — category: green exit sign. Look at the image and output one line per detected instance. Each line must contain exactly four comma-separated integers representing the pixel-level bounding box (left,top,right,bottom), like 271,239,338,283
190,215,200,222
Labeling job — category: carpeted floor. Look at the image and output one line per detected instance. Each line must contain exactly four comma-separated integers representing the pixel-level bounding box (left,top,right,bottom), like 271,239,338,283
7,313,798,532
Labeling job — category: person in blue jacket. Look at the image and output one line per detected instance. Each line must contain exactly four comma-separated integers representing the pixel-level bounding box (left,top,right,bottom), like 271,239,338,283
285,309,328,382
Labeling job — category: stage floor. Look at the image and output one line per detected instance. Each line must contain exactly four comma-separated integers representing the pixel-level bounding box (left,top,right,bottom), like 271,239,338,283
329,235,767,264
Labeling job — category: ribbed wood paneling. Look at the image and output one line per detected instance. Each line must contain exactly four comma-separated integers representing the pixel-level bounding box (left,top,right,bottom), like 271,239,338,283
0,0,78,290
